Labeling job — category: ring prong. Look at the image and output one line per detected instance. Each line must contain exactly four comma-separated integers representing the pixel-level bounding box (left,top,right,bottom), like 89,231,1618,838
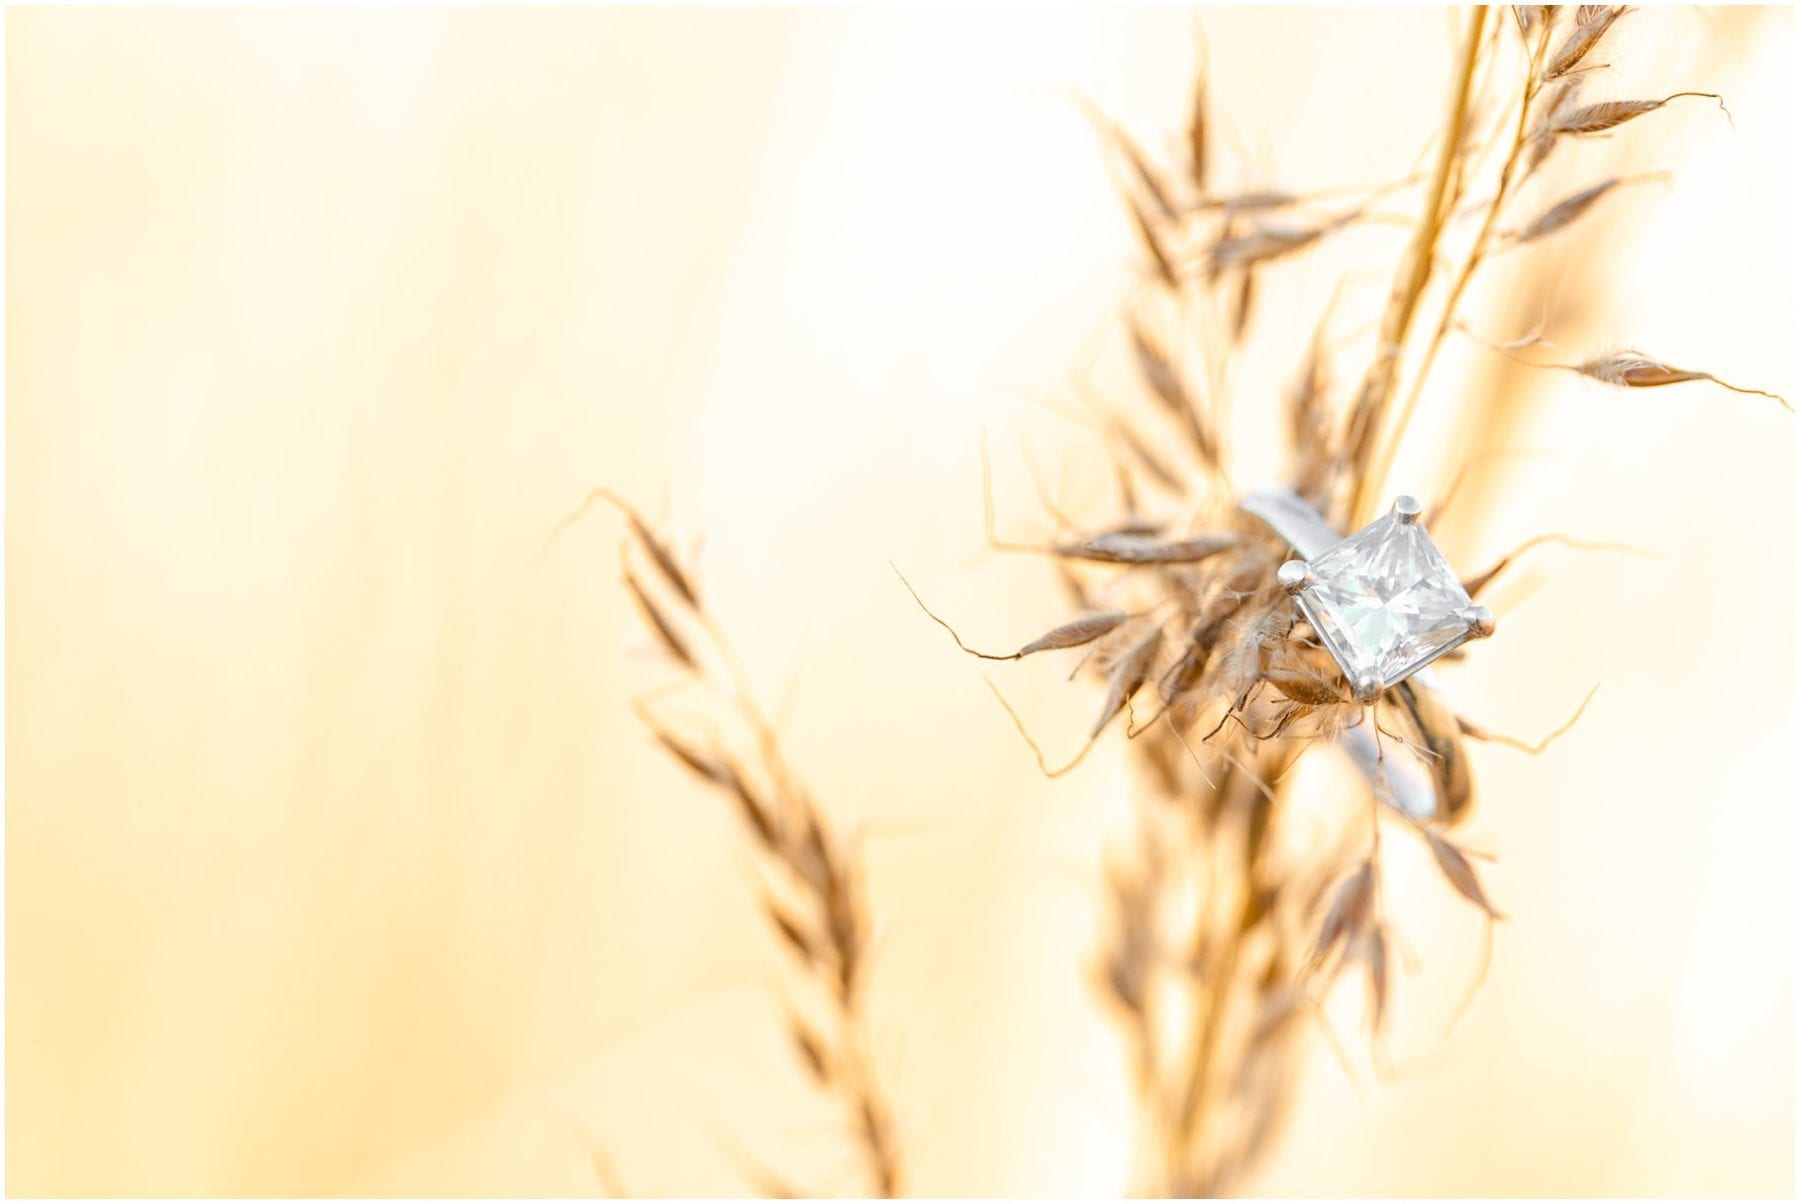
1277,559,1315,595
1393,494,1423,524
1352,671,1382,704
1461,604,1496,639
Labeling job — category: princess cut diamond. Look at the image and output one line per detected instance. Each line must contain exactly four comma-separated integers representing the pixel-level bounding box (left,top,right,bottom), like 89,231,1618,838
1289,504,1481,698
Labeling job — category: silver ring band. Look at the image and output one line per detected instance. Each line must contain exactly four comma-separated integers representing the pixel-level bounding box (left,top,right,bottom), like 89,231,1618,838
1238,486,1345,561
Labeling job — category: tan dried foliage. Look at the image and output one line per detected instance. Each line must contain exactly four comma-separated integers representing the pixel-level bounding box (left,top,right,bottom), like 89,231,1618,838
1549,91,1727,136
561,4,1784,1196
1544,6,1627,80
1575,350,1791,409
551,495,904,1197
1515,177,1623,242
935,7,1777,1191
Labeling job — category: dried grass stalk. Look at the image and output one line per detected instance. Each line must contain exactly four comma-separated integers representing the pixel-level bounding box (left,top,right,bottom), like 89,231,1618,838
928,6,1783,1195
553,495,904,1197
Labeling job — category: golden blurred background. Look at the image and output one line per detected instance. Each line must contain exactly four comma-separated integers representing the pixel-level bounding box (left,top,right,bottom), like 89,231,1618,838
6,7,1793,1197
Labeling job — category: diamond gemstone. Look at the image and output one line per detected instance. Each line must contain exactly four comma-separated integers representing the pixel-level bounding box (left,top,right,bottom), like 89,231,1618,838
1298,511,1474,688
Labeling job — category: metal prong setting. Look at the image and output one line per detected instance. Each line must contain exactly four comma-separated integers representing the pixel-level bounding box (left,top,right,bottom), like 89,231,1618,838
1277,559,1315,595
1392,494,1423,524
1352,671,1383,705
1460,604,1496,639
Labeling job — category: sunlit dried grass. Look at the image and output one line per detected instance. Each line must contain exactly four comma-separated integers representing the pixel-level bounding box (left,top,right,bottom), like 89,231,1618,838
936,8,1780,1192
547,490,902,1198
557,6,1783,1196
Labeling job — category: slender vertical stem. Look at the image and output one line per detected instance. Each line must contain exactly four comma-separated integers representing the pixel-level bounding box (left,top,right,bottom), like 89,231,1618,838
1365,22,1551,510
1345,6,1492,524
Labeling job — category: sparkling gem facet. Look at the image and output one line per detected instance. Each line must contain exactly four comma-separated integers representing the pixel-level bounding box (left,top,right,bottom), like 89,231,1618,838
1297,511,1474,688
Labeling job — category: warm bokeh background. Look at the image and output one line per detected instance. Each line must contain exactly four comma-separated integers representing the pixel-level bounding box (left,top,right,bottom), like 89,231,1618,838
6,7,1793,1197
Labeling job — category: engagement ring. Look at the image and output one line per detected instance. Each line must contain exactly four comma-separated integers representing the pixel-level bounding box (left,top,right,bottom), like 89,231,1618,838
1240,486,1492,819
